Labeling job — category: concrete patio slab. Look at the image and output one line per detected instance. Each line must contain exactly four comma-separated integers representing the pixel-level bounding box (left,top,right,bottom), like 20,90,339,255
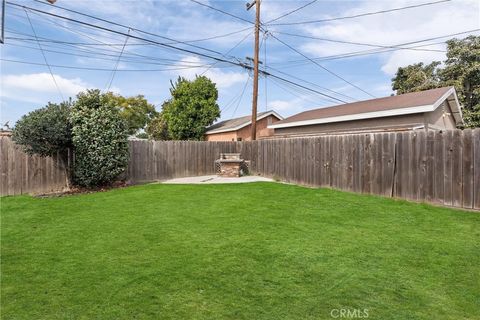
162,175,274,184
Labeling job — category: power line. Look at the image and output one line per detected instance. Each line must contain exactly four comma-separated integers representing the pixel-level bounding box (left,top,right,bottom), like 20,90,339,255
200,29,252,76
269,29,480,67
266,65,358,102
0,58,214,71
6,30,216,65
5,40,222,67
270,33,375,98
106,29,131,92
188,0,254,25
6,2,244,67
268,0,452,26
266,0,318,24
24,8,64,101
6,2,350,105
266,72,348,103
32,0,232,57
231,75,251,118
273,31,446,53
6,9,255,47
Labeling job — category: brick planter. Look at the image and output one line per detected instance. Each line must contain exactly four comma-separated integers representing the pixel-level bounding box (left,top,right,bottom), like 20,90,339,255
216,153,244,177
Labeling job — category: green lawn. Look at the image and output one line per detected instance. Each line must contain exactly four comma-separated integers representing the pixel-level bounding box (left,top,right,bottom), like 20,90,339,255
1,183,479,319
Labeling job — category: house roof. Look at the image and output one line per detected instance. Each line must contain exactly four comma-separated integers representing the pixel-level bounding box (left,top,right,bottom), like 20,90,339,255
269,87,463,129
205,110,283,135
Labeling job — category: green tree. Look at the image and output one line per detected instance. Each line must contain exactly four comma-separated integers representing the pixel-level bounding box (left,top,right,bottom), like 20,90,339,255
105,93,158,135
146,109,170,141
71,89,129,187
392,62,441,94
12,101,73,185
162,76,220,140
440,36,480,127
391,35,480,128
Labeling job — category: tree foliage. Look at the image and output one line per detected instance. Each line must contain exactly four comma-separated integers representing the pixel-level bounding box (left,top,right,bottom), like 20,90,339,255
12,101,72,157
70,89,129,187
105,93,158,135
146,109,170,141
392,62,441,94
161,76,220,140
391,35,480,128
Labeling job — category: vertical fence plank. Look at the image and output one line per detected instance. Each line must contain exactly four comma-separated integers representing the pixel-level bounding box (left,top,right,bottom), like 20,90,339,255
433,130,445,205
462,129,473,209
452,130,463,207
444,130,454,206
473,129,480,210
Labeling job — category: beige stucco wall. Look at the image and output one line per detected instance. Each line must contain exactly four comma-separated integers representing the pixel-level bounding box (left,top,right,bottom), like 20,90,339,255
424,101,457,129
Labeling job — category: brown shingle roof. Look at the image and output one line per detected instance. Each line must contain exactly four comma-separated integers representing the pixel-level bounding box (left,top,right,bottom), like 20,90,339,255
274,87,453,126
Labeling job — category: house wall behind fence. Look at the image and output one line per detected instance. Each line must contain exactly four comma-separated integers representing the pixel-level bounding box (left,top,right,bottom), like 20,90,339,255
0,136,67,196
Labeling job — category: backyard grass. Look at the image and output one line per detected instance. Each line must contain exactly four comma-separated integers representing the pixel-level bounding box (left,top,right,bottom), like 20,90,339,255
1,182,479,319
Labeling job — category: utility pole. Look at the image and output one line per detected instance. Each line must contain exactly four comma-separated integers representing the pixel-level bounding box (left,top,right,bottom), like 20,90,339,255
247,0,260,140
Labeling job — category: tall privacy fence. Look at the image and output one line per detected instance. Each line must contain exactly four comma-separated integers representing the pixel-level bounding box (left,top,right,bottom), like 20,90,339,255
0,136,67,196
1,129,479,210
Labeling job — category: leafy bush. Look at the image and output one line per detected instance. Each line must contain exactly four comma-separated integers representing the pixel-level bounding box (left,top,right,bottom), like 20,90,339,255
70,89,129,187
12,101,72,157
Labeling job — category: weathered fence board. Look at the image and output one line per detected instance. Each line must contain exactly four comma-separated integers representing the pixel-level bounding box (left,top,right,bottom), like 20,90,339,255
0,136,67,196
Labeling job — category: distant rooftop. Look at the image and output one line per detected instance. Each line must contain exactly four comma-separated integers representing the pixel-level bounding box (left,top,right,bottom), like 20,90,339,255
206,110,283,134
270,87,462,129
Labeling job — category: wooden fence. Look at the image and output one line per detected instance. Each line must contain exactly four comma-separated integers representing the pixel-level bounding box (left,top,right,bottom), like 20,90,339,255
241,129,480,210
126,129,480,210
2,130,479,210
126,140,237,182
0,136,67,196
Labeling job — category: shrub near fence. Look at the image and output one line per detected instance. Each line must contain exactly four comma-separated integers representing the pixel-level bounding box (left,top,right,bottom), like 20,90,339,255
2,129,479,210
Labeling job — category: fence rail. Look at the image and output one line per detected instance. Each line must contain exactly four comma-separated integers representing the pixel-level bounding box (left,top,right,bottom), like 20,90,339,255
2,129,479,210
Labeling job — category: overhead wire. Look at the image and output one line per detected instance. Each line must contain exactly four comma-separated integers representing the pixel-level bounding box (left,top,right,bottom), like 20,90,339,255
267,0,452,26
105,28,131,92
269,33,375,98
5,1,351,105
23,8,64,101
188,0,255,25
272,31,446,53
33,0,233,57
265,0,318,24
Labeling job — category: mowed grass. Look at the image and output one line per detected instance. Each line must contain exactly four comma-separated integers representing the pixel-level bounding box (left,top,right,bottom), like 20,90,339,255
1,182,479,320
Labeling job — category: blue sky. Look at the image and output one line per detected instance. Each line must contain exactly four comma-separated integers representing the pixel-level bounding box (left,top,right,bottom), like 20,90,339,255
1,0,479,127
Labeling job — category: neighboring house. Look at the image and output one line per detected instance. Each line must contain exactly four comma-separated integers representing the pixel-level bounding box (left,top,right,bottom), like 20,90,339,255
269,87,463,138
205,110,283,141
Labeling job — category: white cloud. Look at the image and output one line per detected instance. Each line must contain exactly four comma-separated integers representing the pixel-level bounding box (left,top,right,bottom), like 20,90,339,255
2,73,89,96
173,56,248,89
0,73,94,106
290,0,479,75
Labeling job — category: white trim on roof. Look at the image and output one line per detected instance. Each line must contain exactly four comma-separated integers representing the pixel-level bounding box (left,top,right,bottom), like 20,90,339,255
269,87,462,129
205,110,284,135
